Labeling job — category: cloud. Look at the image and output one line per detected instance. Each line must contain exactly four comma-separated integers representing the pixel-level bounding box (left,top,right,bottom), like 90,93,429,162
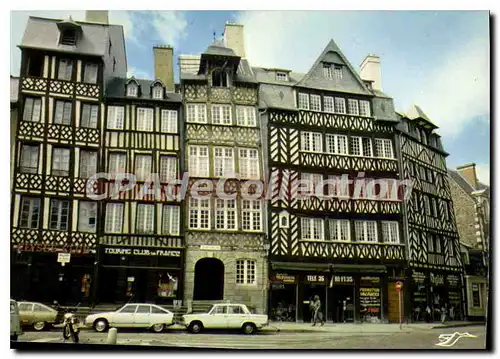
127,66,152,80
150,11,188,46
475,163,490,185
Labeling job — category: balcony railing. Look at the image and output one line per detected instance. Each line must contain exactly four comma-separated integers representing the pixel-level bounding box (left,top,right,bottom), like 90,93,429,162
21,76,100,99
298,152,398,173
299,240,405,261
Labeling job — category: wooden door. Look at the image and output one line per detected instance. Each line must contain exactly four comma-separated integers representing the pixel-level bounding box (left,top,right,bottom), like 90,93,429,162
387,282,401,323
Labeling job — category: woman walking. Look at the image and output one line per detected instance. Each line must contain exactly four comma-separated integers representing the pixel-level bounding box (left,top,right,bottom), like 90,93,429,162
311,295,324,326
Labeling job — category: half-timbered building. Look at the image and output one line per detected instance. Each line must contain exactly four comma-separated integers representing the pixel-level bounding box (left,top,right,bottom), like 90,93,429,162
257,40,406,323
397,106,464,321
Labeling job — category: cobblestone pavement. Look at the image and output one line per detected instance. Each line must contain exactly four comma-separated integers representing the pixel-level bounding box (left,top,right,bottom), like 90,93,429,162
15,324,486,349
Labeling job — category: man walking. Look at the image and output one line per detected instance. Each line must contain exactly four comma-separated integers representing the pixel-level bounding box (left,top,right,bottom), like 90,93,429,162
311,295,324,326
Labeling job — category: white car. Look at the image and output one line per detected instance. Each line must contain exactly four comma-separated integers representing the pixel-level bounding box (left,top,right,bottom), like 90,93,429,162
182,303,268,334
85,303,174,333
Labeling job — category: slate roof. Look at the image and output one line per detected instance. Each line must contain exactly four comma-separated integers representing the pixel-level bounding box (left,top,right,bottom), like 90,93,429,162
406,104,438,129
202,39,238,57
448,168,490,197
105,77,182,102
180,58,257,84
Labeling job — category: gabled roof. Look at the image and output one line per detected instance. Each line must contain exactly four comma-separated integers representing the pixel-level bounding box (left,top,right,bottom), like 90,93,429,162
181,58,257,84
105,77,182,103
203,39,238,57
150,79,165,87
406,104,438,129
448,168,490,197
295,39,372,96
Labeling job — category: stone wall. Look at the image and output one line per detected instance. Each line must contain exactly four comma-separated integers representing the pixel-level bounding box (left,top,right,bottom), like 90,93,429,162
449,177,478,248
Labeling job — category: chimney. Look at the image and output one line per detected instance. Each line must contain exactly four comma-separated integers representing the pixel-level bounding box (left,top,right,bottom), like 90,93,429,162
85,10,109,24
153,45,175,92
179,55,201,75
359,55,382,91
457,163,478,189
223,22,245,58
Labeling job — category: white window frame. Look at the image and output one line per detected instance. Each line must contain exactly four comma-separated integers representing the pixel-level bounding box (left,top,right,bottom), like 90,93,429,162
359,100,371,117
213,147,234,177
300,172,323,197
236,106,256,127
374,139,394,159
276,72,288,81
310,95,321,112
301,217,325,241
189,146,209,177
23,97,42,122
242,200,262,232
162,205,180,235
79,150,97,179
136,204,155,234
78,201,97,233
161,110,178,133
109,152,127,173
381,221,399,244
211,104,232,125
152,85,163,100
298,93,309,110
127,83,138,97
52,148,70,176
325,134,348,155
20,197,40,229
49,199,70,231
350,136,373,157
107,106,125,130
334,64,343,80
57,59,73,81
105,203,124,233
83,63,98,84
348,99,359,115
54,100,72,125
80,103,99,128
300,131,323,153
135,154,152,181
329,219,350,241
323,63,333,79
189,197,210,230
136,107,154,132
334,97,346,114
324,96,335,113
215,199,237,230
159,156,177,183
354,220,378,243
238,148,260,179
186,104,207,124
20,144,39,174
236,259,256,285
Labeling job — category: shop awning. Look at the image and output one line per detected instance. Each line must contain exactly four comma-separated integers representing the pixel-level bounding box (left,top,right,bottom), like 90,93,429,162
331,264,387,273
271,262,330,272
271,262,388,273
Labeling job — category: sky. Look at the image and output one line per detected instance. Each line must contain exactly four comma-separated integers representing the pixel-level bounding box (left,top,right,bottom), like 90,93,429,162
10,10,490,184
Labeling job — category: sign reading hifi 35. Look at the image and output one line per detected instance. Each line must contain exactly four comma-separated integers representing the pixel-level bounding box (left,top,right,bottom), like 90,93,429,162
104,247,181,257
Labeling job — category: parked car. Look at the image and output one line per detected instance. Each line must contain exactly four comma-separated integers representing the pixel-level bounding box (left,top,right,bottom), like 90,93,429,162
181,303,269,334
10,300,23,341
18,301,59,331
85,303,174,333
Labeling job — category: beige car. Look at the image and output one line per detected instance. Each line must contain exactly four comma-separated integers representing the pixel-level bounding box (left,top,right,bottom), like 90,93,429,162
18,302,59,331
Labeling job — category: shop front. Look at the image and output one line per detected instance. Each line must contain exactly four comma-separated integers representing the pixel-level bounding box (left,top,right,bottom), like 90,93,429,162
328,275,355,323
97,246,183,305
269,273,297,322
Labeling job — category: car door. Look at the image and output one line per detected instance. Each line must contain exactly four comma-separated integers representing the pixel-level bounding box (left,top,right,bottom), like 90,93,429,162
151,305,173,326
112,304,137,327
209,305,228,329
33,304,56,324
133,305,151,328
18,303,34,326
226,305,246,328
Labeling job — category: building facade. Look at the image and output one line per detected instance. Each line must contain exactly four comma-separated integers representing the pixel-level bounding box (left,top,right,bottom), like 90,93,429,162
397,106,464,322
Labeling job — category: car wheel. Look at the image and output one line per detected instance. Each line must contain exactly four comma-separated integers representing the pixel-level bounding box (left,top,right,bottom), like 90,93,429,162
189,321,203,334
242,322,256,335
33,321,46,331
152,323,165,333
93,318,109,333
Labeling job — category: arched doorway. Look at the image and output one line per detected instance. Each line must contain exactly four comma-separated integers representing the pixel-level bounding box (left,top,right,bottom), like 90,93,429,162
193,258,224,300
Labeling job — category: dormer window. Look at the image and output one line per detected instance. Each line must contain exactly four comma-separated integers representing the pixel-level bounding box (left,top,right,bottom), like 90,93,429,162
61,29,77,46
212,69,228,87
323,63,333,79
334,65,343,79
152,85,163,100
127,83,138,97
276,72,288,81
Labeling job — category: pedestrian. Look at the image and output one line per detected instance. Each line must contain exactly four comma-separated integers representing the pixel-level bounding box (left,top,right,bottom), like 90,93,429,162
311,295,324,326
441,304,448,324
449,306,455,321
425,305,432,323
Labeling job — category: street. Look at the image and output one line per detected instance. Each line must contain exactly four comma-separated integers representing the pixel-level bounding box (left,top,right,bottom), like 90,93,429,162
15,325,487,349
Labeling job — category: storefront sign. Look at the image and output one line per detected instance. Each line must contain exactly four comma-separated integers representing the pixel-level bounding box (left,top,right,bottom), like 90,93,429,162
360,287,381,314
430,272,444,285
332,275,354,284
57,252,71,263
361,276,380,284
200,245,221,251
412,271,426,283
447,275,460,287
305,274,326,283
104,247,181,257
272,273,296,284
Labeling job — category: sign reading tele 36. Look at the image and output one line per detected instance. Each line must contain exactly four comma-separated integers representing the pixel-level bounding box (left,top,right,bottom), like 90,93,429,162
104,247,181,257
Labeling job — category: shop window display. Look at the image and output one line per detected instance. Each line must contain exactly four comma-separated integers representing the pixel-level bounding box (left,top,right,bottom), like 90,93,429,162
359,276,381,323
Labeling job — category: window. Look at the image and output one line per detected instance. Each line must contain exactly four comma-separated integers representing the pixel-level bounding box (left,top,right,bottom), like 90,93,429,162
301,131,323,152
136,108,154,131
229,305,245,314
152,85,163,99
109,153,126,173
120,305,137,314
127,83,138,97
152,306,168,314
57,59,73,81
239,148,259,179
326,134,348,155
427,234,435,252
212,69,228,87
20,197,40,229
26,53,44,77
323,63,333,79
136,204,155,234
431,198,438,217
105,203,124,233
421,130,427,145
186,104,207,123
427,169,433,183
159,156,177,182
242,200,262,231
189,197,210,229
350,137,373,157
211,105,232,125
334,97,346,114
189,146,209,177
107,106,125,130
52,148,70,176
472,284,481,307
301,218,325,241
424,195,431,215
301,172,323,197
310,95,321,111
80,103,98,128
60,29,77,46
23,98,41,122
279,212,289,228
276,72,288,81
216,199,237,230
162,205,180,235
329,219,350,241
214,147,234,177
236,106,256,127
334,64,343,79
135,155,152,181
354,221,377,242
18,303,34,312
78,201,97,233
49,199,70,231
83,63,98,84
359,100,371,117
136,305,151,314
54,100,72,125
435,236,442,253
324,96,334,113
20,144,39,173
347,99,359,115
236,259,256,285
161,110,178,133
381,221,399,243
79,150,97,179
374,139,394,159
298,93,309,110
214,306,227,314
